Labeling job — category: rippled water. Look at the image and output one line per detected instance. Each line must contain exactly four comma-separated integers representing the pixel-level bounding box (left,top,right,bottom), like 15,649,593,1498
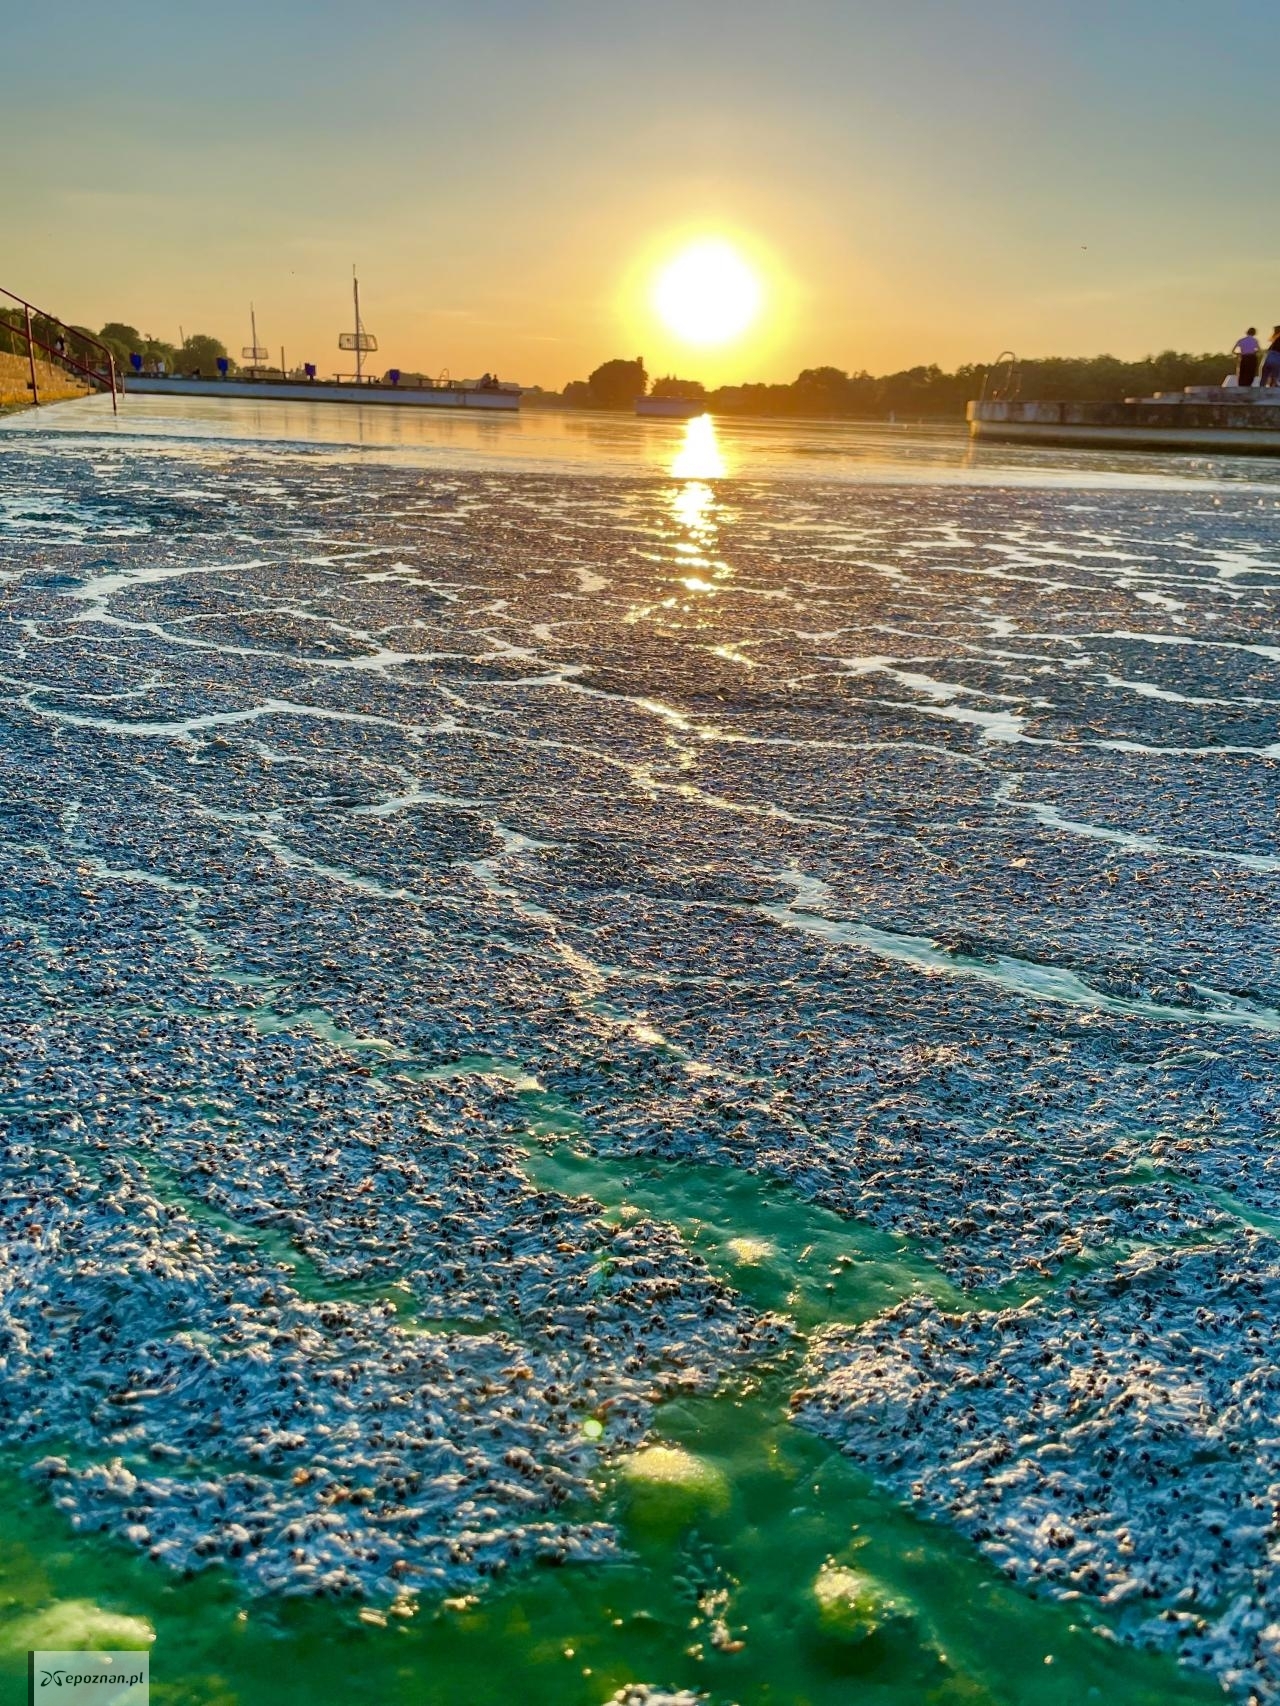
14,390,1280,489
1,395,1276,1703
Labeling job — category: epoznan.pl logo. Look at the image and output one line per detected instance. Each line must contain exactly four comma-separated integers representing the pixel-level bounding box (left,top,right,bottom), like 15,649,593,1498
31,1651,149,1705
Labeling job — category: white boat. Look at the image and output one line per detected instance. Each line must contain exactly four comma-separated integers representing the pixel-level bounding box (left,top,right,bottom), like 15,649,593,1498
123,374,520,410
123,272,520,411
635,395,706,418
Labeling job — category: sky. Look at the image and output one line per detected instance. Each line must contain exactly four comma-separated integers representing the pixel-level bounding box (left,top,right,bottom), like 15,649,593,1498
2,0,1277,388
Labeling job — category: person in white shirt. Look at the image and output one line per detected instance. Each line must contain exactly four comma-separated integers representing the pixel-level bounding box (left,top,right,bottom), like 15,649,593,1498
1233,328,1261,388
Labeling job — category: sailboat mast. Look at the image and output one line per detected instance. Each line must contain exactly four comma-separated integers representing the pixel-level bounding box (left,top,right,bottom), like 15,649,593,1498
250,302,259,374
353,269,363,384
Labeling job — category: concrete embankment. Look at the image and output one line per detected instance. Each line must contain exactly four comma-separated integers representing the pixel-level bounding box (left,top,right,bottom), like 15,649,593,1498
0,350,90,409
968,393,1280,453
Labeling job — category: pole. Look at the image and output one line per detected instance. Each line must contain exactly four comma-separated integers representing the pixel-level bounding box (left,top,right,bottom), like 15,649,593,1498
109,353,118,416
281,346,286,378
250,302,259,376
353,268,363,384
24,306,39,406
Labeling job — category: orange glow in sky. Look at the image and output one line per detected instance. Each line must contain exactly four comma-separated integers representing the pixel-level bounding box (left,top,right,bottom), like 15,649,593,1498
2,3,1272,388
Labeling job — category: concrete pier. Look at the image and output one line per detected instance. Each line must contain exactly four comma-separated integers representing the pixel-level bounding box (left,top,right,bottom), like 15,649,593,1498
968,390,1280,455
124,375,520,411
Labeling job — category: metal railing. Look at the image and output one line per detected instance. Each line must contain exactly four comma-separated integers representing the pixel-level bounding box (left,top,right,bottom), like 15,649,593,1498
0,286,118,413
980,351,1020,404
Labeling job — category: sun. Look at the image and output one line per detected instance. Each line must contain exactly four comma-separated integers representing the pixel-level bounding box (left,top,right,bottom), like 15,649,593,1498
652,239,763,347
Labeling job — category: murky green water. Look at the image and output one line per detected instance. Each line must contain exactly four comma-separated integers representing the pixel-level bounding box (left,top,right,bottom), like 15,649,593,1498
1,409,1257,1702
0,1382,1219,1705
0,1131,1222,1704
518,1139,976,1329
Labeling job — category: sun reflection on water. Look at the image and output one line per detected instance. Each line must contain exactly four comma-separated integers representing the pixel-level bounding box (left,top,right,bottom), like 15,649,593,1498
672,480,717,534
671,413,727,480
670,477,719,591
666,417,729,597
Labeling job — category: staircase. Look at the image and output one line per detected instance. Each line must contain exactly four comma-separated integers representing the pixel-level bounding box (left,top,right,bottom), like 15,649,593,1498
0,286,118,412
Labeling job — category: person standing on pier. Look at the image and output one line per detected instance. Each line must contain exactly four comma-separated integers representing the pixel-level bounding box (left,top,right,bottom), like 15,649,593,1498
1233,328,1261,388
1261,328,1280,389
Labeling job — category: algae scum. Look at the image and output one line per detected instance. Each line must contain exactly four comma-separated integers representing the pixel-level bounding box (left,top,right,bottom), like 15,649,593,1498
1,430,1279,1703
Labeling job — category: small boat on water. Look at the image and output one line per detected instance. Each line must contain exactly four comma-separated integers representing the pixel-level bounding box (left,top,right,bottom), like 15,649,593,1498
636,395,706,418
969,384,1280,455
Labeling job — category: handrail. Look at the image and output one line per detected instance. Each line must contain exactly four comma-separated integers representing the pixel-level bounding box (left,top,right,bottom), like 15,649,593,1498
0,285,118,412
980,350,1019,404
20,327,115,396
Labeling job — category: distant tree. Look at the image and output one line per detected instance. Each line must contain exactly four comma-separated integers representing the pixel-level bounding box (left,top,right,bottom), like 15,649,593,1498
702,349,1234,421
98,323,143,363
0,310,26,357
795,365,849,389
651,374,706,401
0,312,100,366
177,333,232,375
141,336,177,371
792,366,855,415
560,379,592,407
587,356,647,410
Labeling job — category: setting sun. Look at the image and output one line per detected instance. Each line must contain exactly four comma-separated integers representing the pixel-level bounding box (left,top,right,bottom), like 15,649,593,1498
652,239,763,348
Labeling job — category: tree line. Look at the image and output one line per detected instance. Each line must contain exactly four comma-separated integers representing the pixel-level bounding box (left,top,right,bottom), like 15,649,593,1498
551,350,1236,418
0,315,232,376
1,320,1239,412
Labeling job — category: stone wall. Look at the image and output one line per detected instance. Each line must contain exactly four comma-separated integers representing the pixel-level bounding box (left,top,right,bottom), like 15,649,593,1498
969,395,1280,431
0,350,91,409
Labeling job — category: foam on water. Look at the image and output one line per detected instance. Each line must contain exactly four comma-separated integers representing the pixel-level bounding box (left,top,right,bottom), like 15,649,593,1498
0,406,1276,1704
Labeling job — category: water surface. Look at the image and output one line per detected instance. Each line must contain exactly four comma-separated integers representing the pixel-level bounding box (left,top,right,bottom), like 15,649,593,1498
0,395,1272,1704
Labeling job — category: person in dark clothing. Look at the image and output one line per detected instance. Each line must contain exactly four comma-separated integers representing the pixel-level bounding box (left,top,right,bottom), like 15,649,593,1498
1234,328,1261,388
1261,328,1280,389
